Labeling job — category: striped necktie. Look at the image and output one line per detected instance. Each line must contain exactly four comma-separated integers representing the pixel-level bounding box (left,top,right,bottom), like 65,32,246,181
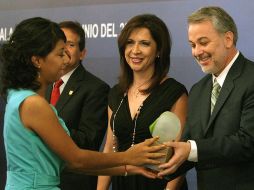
211,79,221,114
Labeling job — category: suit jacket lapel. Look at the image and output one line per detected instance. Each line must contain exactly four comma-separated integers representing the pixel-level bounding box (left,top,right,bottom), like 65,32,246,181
206,79,234,133
205,53,244,134
200,77,212,134
56,65,85,112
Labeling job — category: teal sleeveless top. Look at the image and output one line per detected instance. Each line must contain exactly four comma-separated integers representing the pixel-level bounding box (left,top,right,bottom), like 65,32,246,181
4,89,70,190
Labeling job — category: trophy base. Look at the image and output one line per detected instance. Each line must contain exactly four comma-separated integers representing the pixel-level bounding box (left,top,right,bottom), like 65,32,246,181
144,141,173,171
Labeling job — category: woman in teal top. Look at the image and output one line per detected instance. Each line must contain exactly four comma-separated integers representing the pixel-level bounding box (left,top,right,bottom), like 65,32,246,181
5,89,69,189
0,17,166,190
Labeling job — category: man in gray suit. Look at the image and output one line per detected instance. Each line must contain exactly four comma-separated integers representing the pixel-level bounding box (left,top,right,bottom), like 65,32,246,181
159,6,254,190
46,21,109,190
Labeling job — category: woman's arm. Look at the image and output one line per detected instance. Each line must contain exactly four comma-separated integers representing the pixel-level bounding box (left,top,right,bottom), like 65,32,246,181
165,93,188,190
90,165,157,177
20,95,165,171
171,93,188,141
97,107,114,190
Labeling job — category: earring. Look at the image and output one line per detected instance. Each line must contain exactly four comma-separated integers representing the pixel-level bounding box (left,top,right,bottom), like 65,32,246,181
38,71,40,79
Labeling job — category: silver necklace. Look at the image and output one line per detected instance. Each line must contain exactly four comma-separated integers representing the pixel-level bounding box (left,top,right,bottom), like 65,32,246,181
112,93,143,152
131,103,143,147
112,93,126,152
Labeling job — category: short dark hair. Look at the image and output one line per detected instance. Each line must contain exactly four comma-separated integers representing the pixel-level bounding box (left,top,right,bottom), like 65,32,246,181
59,21,85,51
0,17,66,98
118,14,172,94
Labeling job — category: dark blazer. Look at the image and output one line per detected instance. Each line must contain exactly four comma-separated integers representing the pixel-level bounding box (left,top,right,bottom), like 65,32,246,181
168,53,254,190
46,64,110,190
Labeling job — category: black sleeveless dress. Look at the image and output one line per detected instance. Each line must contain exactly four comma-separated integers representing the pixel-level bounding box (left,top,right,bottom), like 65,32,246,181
109,78,188,190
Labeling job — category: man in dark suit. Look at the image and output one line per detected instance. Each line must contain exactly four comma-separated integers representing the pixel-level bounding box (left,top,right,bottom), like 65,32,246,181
46,21,109,190
158,6,254,190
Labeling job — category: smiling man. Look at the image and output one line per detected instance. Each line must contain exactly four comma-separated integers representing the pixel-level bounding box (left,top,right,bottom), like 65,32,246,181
158,6,254,190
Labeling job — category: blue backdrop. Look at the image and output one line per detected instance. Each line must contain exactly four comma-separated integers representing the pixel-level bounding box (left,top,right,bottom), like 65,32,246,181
1,0,254,189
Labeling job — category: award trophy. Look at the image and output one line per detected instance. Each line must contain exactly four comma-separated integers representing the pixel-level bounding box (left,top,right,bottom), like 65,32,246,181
146,111,181,171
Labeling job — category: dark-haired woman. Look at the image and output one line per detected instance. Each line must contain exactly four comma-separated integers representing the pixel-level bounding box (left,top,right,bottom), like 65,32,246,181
1,17,166,190
97,14,188,190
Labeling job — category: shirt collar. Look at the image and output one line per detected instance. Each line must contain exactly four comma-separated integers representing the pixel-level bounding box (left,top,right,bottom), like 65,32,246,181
213,51,239,87
60,65,79,84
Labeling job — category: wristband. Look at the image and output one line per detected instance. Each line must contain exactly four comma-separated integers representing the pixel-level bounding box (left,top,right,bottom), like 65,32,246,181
124,165,128,176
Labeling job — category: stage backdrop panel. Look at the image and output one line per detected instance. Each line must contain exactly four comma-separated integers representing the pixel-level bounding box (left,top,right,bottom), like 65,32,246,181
0,0,254,189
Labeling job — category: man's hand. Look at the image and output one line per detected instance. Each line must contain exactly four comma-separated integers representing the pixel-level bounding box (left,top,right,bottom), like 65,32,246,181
157,141,191,176
124,137,166,166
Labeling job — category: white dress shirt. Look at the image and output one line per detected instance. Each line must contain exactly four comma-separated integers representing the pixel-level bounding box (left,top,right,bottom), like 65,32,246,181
58,66,78,94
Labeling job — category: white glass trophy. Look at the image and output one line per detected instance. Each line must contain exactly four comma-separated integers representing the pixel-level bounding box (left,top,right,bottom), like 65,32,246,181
146,111,181,171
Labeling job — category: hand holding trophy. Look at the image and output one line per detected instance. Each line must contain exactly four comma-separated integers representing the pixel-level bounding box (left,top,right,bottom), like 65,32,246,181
146,111,181,171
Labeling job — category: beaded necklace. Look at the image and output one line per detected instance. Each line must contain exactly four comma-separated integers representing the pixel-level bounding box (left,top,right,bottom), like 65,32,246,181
112,93,143,152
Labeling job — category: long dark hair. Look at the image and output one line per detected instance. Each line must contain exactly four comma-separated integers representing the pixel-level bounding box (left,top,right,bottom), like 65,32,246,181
118,14,172,94
0,17,66,98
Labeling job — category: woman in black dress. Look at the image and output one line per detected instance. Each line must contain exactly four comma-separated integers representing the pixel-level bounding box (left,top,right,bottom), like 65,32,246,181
97,14,188,190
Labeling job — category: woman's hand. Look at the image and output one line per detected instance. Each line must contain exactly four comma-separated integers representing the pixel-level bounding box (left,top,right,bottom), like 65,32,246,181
126,165,158,179
124,137,166,166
